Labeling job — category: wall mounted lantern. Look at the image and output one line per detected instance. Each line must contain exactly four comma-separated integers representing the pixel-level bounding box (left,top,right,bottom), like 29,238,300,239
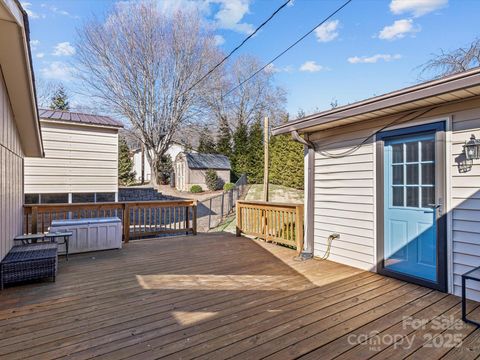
463,134,480,161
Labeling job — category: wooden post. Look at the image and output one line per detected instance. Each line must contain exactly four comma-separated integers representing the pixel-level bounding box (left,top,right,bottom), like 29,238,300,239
236,202,242,237
185,205,189,235
263,116,269,202
295,205,304,256
31,206,38,234
123,204,130,243
192,201,197,235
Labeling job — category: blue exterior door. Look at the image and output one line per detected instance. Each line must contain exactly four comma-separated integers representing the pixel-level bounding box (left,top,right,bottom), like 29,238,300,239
383,132,438,282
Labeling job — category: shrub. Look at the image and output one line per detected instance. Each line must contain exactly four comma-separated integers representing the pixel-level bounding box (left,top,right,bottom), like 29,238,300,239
190,185,203,193
205,169,220,191
223,182,235,191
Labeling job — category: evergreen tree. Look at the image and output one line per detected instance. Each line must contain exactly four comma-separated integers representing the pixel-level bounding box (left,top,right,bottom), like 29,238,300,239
49,85,70,110
269,134,304,189
156,154,173,185
231,121,249,178
198,126,217,153
246,120,264,183
215,117,232,157
118,136,136,185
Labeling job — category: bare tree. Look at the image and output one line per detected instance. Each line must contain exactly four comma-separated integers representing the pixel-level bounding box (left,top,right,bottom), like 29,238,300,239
204,55,286,133
35,79,61,108
75,1,222,184
419,38,480,80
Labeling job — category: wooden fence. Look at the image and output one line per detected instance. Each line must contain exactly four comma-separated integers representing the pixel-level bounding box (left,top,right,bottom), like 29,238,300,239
236,200,304,255
23,200,197,242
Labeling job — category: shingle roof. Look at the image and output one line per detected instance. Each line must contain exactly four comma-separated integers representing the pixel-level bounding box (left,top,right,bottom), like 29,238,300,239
39,109,124,128
185,153,231,170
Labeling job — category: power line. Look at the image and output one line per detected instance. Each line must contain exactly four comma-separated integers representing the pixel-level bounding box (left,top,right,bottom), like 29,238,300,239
222,0,353,98
186,0,293,93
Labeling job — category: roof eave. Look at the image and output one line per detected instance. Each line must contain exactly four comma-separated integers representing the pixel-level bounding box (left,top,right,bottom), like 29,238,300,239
0,0,43,157
272,67,480,136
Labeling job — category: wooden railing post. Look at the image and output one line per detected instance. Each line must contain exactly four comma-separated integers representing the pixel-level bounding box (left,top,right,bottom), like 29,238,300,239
31,206,38,234
236,202,242,237
295,205,304,255
192,201,197,235
123,203,130,243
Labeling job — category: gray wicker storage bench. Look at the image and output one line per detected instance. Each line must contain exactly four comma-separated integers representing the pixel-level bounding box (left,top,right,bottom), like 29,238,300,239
0,243,58,290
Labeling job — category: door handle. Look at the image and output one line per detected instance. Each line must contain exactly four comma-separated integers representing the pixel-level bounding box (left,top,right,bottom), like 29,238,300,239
428,204,441,209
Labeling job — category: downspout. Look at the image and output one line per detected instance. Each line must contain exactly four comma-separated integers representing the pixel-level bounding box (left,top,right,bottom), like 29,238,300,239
291,130,315,260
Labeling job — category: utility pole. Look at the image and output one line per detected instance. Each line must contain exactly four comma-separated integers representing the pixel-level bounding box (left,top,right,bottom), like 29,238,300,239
263,116,269,202
140,143,145,184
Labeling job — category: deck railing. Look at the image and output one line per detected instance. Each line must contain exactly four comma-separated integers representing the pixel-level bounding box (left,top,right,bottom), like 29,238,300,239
236,200,304,255
23,200,197,242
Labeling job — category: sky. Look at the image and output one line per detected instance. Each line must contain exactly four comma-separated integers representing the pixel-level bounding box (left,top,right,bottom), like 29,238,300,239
23,0,478,117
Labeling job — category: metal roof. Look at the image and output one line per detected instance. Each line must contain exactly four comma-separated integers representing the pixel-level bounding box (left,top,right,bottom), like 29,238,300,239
272,67,480,135
185,153,231,170
39,109,124,128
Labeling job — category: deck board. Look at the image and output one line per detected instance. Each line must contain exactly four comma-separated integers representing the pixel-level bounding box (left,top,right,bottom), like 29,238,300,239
0,232,477,359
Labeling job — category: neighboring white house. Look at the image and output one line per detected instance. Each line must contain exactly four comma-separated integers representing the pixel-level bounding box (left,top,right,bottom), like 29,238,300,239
0,0,43,260
273,67,480,301
24,109,123,204
131,142,192,183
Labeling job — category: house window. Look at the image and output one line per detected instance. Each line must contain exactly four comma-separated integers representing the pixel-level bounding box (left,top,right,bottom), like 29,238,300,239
25,194,40,204
40,193,69,204
96,193,115,202
72,193,95,203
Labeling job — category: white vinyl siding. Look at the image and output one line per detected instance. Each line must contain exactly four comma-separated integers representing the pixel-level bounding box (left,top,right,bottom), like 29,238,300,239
311,97,480,300
0,71,23,261
313,133,375,271
24,122,119,194
451,107,480,301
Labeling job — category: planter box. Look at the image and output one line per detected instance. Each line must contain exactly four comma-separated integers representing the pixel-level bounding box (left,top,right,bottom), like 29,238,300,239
50,217,122,254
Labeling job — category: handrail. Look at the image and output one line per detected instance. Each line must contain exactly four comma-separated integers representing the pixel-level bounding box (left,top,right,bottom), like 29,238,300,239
23,200,197,242
236,200,304,255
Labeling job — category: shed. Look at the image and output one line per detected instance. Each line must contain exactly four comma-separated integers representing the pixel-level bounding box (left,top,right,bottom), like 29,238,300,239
174,153,231,191
24,109,123,204
273,66,480,301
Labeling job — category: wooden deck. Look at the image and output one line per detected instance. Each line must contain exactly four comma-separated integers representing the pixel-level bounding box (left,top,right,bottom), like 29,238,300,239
0,232,479,359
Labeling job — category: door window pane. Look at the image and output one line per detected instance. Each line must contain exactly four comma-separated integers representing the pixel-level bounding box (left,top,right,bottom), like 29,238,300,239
392,144,403,163
406,142,419,162
421,187,435,208
421,163,435,185
406,164,419,185
406,187,419,207
393,165,404,185
393,187,404,206
421,140,435,162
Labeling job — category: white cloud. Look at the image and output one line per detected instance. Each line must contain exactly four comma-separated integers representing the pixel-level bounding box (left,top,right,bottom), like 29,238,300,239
36,53,45,59
378,19,420,40
214,0,254,34
40,3,80,19
214,35,225,46
21,2,44,19
264,63,294,74
314,20,340,43
40,61,75,81
348,54,402,64
390,0,447,17
299,61,324,72
52,42,76,56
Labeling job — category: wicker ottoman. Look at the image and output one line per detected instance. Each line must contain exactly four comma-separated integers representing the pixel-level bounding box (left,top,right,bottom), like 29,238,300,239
1,243,58,289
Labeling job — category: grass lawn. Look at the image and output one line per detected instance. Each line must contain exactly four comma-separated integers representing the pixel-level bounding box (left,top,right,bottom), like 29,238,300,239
244,184,304,203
